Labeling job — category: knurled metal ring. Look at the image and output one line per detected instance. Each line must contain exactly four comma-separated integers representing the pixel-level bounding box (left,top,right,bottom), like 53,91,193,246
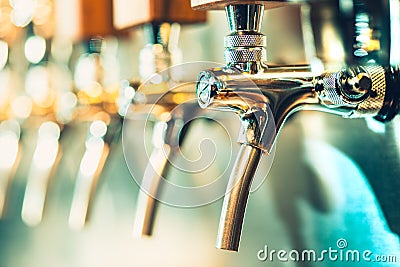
224,35,266,48
224,48,266,63
356,65,386,115
319,73,352,106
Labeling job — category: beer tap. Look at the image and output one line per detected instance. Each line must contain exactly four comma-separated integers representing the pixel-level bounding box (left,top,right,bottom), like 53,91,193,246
0,120,21,218
132,23,204,236
111,0,206,237
131,22,185,237
0,41,22,218
20,18,69,226
192,0,399,251
68,37,122,230
0,0,61,223
16,0,84,225
0,0,26,218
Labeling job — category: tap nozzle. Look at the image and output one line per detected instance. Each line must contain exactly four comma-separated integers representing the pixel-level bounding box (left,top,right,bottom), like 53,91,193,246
22,122,61,226
133,118,183,237
133,142,171,236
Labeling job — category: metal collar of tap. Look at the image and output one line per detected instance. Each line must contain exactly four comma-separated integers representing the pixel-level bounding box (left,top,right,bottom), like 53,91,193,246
224,4,267,74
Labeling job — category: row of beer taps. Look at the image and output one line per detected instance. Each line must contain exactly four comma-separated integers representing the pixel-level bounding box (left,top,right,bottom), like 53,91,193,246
0,21,119,230
0,0,399,254
0,0,217,240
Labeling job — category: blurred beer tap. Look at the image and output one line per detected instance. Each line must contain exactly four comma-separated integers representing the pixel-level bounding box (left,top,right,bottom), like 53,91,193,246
68,37,122,230
0,42,17,218
50,0,124,230
132,22,187,237
111,0,206,236
68,115,115,230
0,2,26,218
20,14,69,225
192,0,400,251
0,49,20,220
0,120,21,218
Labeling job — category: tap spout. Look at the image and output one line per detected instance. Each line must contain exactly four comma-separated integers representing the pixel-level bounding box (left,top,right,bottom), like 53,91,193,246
217,144,261,251
197,64,390,146
133,117,187,236
133,143,171,236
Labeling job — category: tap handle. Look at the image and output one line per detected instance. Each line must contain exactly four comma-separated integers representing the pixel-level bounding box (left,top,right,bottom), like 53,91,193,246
316,64,400,121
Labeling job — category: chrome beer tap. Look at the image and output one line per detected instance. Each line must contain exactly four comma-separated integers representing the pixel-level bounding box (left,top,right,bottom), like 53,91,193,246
68,37,122,230
132,22,197,237
0,120,21,217
192,1,400,251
